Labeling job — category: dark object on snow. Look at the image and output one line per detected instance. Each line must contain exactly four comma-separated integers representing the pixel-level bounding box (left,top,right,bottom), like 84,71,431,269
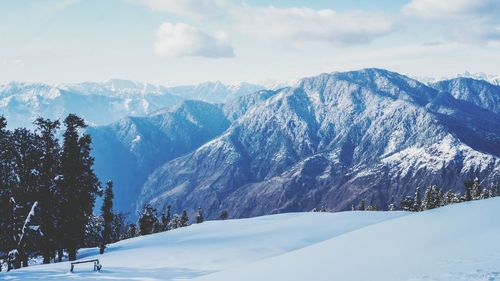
70,259,102,273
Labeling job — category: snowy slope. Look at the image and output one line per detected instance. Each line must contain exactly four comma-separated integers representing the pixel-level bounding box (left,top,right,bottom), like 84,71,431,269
3,198,500,280
0,211,407,280
197,198,500,281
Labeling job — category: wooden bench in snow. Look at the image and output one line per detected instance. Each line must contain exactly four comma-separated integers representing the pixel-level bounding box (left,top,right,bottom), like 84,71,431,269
70,259,102,273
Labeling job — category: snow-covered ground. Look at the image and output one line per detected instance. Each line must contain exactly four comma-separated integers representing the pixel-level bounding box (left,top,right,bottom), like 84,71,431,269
2,198,500,280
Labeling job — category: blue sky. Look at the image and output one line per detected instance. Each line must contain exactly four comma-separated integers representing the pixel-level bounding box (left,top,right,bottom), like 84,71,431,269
0,0,499,85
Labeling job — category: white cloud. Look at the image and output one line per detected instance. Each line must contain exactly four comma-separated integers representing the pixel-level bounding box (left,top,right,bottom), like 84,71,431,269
235,7,395,46
154,22,234,58
403,0,500,44
403,0,499,19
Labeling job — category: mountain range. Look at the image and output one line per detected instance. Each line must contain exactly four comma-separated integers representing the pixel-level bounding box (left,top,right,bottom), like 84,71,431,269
0,79,264,129
1,69,499,219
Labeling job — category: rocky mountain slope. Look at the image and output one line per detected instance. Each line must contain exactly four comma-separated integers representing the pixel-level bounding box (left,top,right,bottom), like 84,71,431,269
139,69,500,218
88,100,230,212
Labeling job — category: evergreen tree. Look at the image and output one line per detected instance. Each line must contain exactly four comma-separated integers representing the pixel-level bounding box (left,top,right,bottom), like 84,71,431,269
161,205,171,231
84,214,103,248
138,204,158,235
422,185,443,210
400,196,415,211
171,214,180,229
358,200,366,211
489,182,499,197
111,213,128,242
220,210,229,220
180,210,189,227
60,114,101,261
195,207,204,224
464,180,473,201
125,223,137,239
11,128,41,267
0,116,17,260
471,178,482,200
366,204,379,211
413,187,422,212
34,118,60,264
100,180,114,254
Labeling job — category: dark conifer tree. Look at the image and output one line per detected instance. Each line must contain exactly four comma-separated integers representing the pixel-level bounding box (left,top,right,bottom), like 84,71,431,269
11,128,41,267
464,180,473,201
60,114,101,261
138,204,158,235
195,207,204,224
180,210,189,227
160,206,172,231
413,187,422,212
100,180,114,254
358,200,366,211
400,196,415,211
34,118,60,264
220,210,228,220
0,117,17,264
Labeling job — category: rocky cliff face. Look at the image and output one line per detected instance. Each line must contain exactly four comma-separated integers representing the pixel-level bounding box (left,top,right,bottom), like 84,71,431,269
139,69,500,218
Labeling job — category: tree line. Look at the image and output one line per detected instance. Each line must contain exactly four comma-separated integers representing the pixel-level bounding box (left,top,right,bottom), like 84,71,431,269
349,178,499,212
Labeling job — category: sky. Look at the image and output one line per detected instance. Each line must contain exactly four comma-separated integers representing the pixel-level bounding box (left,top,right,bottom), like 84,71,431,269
0,0,499,86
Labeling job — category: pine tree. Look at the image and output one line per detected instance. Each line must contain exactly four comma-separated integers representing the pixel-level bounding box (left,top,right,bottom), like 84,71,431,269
171,214,180,229
400,196,415,211
138,204,158,235
464,180,473,201
0,117,19,268
471,178,482,200
195,207,204,224
100,180,114,254
34,118,60,264
180,210,189,227
413,187,422,212
60,114,101,261
11,128,41,267
358,200,366,211
489,182,499,198
220,210,228,220
161,205,171,231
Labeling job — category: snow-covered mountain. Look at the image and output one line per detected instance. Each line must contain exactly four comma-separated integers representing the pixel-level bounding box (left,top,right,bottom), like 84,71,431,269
3,198,500,280
167,81,264,103
88,100,230,213
430,77,500,114
0,79,264,128
138,69,500,219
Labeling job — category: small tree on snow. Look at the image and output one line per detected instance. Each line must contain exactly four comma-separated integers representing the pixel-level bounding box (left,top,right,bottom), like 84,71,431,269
138,204,159,235
358,200,366,211
180,210,189,227
220,210,228,220
413,187,422,212
195,208,204,224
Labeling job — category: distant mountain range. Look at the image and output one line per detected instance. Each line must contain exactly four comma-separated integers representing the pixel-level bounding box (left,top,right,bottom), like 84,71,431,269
1,70,499,219
0,79,265,129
